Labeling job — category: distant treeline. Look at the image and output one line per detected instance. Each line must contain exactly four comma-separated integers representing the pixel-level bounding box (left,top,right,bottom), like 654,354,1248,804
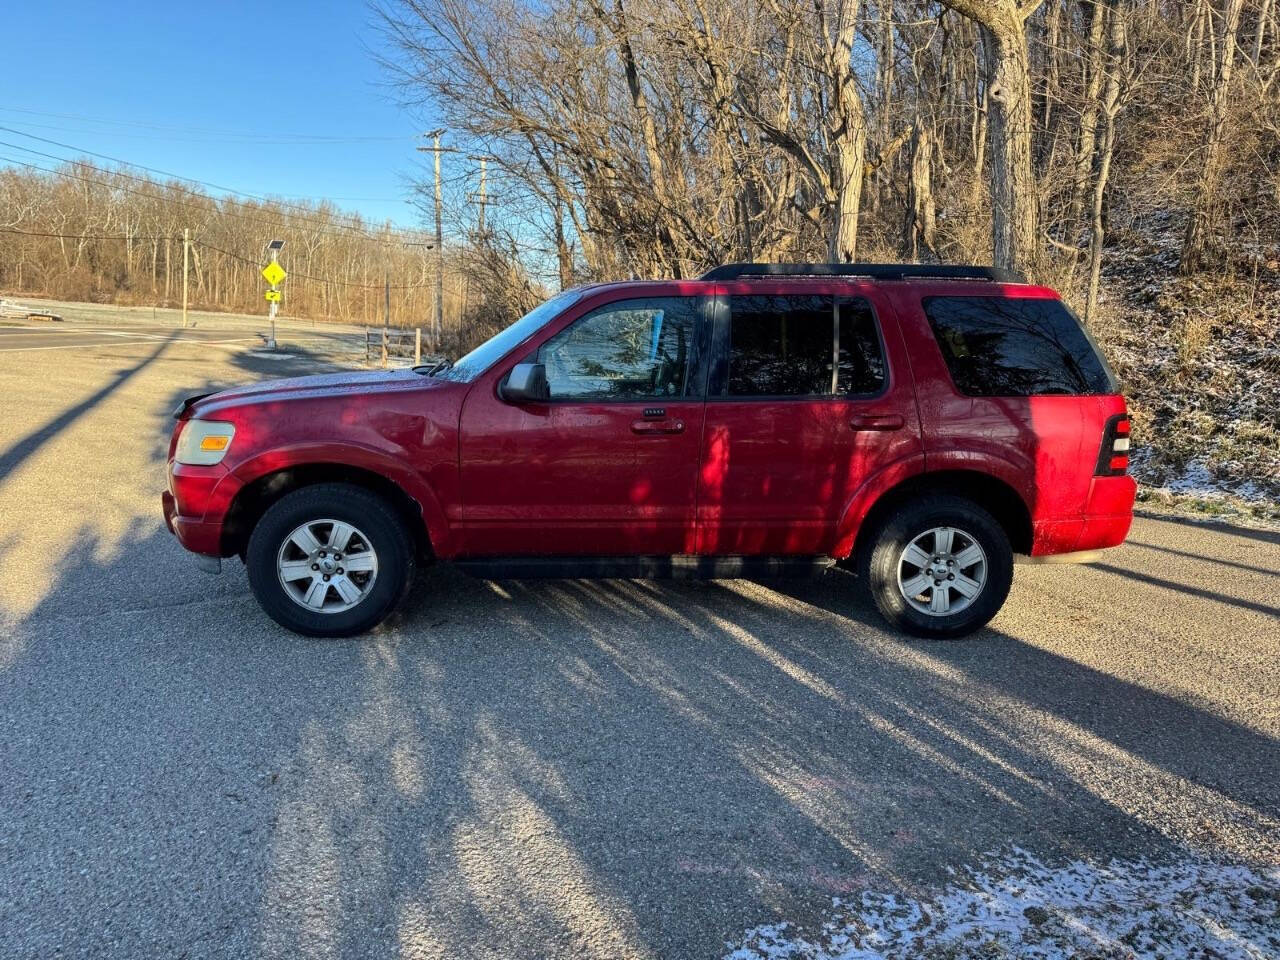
0,163,460,327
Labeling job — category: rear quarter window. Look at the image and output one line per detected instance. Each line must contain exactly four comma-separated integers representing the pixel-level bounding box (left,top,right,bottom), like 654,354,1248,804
923,296,1116,396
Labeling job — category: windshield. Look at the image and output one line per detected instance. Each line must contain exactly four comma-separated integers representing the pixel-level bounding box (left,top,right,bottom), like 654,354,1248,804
433,287,589,382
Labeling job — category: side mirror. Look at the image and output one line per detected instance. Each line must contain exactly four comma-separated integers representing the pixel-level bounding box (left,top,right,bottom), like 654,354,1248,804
501,362,550,403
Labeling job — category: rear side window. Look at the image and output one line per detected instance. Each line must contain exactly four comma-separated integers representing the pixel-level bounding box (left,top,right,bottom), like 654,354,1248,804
923,296,1115,396
727,295,886,397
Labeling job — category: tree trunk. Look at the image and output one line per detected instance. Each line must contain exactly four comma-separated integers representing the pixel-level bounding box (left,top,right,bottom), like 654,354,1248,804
828,0,869,262
1254,0,1272,63
1086,7,1126,322
983,20,1038,271
970,83,988,210
1069,0,1109,231
554,192,574,290
1182,0,1246,271
904,121,938,260
829,132,866,262
939,0,1040,273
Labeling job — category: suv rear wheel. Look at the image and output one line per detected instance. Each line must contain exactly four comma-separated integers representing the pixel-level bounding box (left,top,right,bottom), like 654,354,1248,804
861,494,1013,639
246,483,414,637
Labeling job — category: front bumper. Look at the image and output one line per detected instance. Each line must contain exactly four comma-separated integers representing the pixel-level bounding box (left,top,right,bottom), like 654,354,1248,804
162,460,242,558
162,489,225,555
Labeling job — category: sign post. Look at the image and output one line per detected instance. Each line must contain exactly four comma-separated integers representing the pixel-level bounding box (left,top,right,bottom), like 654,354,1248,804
262,241,286,349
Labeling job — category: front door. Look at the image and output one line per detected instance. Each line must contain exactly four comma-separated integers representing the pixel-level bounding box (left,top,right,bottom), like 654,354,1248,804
458,293,709,556
697,286,922,555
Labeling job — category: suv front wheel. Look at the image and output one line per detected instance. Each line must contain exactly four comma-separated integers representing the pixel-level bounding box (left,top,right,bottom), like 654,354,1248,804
861,495,1013,639
246,483,415,637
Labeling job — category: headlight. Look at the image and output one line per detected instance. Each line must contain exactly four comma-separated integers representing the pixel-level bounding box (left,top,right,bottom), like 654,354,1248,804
174,420,236,465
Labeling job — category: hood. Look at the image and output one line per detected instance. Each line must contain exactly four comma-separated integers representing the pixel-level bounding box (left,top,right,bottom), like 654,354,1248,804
179,368,454,420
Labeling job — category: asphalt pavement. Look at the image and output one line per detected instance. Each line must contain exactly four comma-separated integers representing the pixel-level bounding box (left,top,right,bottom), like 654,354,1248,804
0,307,1276,959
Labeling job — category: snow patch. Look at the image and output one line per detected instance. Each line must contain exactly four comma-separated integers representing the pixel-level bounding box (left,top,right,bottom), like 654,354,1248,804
724,848,1280,960
1140,457,1270,503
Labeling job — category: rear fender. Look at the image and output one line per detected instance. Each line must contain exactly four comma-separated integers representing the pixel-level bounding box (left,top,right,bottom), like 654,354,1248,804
831,453,926,558
832,451,1036,559
922,448,1038,509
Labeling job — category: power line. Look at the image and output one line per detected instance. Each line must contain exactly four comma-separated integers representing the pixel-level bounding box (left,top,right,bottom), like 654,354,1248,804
0,152,426,244
191,239,432,290
0,106,409,142
0,127,413,234
0,227,433,291
0,226,171,240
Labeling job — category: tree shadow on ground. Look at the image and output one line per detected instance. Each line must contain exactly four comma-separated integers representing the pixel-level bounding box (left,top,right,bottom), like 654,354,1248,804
0,334,175,483
6,340,1275,958
5,523,1277,958
1133,509,1280,547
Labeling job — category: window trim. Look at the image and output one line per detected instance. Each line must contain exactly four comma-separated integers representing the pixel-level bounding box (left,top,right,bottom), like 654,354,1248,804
921,294,1119,398
509,294,713,405
708,291,891,402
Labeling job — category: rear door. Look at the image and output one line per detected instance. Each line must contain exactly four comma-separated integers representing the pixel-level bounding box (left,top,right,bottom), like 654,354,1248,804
696,284,922,555
458,292,710,556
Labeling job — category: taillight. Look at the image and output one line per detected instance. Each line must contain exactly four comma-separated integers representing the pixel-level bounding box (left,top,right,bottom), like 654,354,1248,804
1095,414,1131,476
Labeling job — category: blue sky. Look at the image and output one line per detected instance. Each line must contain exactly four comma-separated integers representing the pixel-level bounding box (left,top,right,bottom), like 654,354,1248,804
0,1,434,228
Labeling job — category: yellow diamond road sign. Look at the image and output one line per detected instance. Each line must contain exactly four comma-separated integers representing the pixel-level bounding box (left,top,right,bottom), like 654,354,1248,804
264,290,281,302
261,261,286,286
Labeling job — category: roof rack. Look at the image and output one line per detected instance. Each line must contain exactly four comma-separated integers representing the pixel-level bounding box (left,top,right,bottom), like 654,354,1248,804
699,262,1026,284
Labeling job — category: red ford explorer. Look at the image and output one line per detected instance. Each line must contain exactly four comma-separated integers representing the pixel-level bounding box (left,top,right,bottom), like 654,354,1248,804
163,263,1135,639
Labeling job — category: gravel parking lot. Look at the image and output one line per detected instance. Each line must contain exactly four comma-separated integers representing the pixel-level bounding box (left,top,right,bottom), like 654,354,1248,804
1,306,1277,959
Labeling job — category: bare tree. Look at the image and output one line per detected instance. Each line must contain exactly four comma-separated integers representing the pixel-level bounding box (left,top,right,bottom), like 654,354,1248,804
931,0,1042,273
1182,0,1247,270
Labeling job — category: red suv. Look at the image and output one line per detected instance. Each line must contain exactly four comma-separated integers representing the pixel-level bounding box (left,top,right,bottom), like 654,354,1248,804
163,263,1135,639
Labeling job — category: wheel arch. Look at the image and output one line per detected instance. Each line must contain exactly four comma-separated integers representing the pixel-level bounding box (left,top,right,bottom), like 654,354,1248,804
846,469,1034,564
221,461,437,560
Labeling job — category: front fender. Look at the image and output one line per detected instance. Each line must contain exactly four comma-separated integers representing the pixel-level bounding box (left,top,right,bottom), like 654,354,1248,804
228,442,452,555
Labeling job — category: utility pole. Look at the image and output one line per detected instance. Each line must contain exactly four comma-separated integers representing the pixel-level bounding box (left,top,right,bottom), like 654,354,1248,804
181,228,189,328
417,129,447,352
468,155,491,314
433,134,443,351
384,271,390,329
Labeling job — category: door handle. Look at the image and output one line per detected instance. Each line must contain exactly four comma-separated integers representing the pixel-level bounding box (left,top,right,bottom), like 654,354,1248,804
632,418,685,435
849,413,905,432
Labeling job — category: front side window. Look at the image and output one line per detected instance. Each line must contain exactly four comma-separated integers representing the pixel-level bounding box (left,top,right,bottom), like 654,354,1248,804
923,296,1115,396
536,297,697,400
727,294,886,397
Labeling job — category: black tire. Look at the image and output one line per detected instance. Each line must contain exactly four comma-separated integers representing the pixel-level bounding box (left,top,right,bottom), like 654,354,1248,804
859,494,1013,639
246,483,415,637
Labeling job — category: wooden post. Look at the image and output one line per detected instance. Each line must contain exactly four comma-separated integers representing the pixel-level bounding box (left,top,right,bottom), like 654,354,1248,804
181,228,189,328
415,327,422,365
381,326,389,369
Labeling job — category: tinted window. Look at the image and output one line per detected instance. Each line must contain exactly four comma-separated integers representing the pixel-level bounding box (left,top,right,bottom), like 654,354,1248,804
727,295,885,397
536,297,697,400
837,299,886,395
924,296,1115,396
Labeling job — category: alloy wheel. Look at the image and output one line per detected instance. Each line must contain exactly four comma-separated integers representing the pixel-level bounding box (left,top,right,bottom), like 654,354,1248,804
276,519,379,614
895,525,987,617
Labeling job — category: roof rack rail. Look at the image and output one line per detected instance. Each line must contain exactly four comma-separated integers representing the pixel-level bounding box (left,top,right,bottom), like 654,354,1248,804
699,262,1027,284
